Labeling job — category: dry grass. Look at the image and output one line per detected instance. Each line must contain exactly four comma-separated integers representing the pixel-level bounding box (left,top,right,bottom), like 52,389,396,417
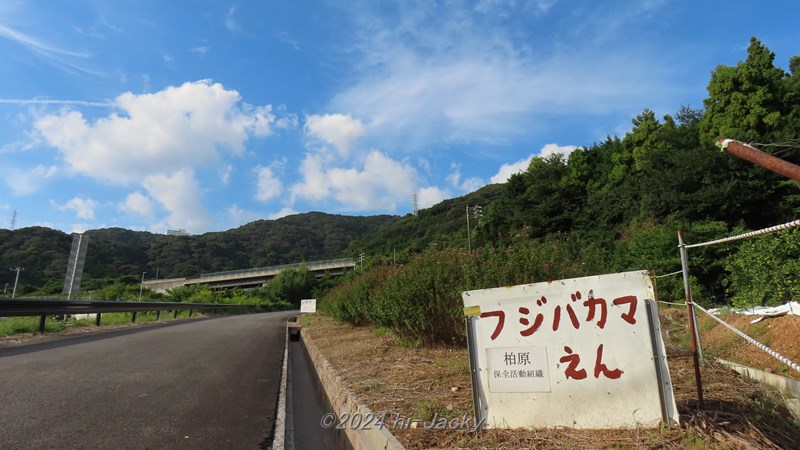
301,313,800,449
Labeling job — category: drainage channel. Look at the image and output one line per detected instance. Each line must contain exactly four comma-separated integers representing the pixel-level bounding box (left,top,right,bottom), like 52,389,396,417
285,330,339,450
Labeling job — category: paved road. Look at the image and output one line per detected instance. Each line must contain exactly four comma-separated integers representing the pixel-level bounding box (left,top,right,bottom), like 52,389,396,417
0,311,296,449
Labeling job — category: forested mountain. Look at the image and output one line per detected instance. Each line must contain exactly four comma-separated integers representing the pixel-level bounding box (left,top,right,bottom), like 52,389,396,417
0,212,397,294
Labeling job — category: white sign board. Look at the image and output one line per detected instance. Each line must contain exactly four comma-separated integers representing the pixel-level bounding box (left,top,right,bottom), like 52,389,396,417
300,299,317,313
463,270,678,429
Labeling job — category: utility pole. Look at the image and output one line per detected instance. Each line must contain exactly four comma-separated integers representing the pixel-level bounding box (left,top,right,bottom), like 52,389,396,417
358,253,365,271
716,138,800,181
10,267,24,299
139,272,147,301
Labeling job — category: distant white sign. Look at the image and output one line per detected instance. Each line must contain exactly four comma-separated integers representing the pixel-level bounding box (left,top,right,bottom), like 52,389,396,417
462,270,678,429
300,299,317,313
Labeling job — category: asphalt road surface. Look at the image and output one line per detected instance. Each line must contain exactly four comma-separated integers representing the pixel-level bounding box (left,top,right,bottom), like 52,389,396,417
0,311,296,449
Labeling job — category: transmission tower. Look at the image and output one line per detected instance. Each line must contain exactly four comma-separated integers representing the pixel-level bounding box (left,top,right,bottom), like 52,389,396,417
10,210,16,229
412,193,419,216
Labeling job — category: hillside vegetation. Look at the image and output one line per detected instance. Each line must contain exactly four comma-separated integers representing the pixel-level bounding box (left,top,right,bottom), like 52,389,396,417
322,38,800,344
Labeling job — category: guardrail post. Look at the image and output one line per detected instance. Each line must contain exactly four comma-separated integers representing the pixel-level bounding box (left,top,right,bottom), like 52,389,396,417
188,309,192,317
38,315,46,333
174,310,178,318
131,312,137,323
95,313,101,326
156,310,161,320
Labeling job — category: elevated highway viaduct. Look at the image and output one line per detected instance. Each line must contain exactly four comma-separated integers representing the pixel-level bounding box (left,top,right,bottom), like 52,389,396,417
143,258,356,293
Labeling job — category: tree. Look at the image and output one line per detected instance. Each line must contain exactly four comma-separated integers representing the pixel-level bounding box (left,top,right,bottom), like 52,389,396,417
723,229,800,307
701,37,789,143
265,267,317,306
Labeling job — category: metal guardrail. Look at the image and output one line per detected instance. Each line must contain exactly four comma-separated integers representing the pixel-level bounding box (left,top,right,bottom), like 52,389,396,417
198,258,356,281
0,298,249,332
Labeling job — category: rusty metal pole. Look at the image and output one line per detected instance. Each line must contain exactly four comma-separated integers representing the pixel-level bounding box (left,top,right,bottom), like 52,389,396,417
716,138,800,181
678,229,704,409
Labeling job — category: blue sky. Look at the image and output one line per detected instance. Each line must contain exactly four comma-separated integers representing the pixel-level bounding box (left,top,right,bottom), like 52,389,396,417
1,0,798,234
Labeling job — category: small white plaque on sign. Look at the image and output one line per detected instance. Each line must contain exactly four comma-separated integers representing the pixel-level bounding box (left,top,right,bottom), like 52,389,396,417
300,299,317,313
487,346,551,393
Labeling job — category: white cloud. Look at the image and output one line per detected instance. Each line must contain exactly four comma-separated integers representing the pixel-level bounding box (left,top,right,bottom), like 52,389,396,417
490,143,577,183
34,80,288,184
330,2,677,149
491,155,532,184
219,165,233,186
120,191,155,218
417,157,432,175
4,165,57,195
0,24,101,76
447,163,484,193
268,207,298,220
69,223,91,234
474,0,560,16
142,169,211,232
191,46,209,55
291,150,418,211
228,204,261,225
291,154,331,202
418,186,451,209
163,54,173,63
225,7,239,32
254,166,283,202
539,143,578,158
304,113,366,156
0,98,113,107
56,196,98,220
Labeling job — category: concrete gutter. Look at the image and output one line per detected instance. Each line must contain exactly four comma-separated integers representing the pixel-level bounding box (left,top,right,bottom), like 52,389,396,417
302,327,406,450
717,358,800,419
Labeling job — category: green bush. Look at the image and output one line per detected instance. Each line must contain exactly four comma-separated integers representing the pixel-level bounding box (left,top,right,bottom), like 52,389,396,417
321,236,611,346
723,228,800,308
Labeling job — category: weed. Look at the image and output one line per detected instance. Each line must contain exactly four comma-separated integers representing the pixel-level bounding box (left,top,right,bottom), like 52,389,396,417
434,354,471,374
0,316,63,336
299,314,316,326
680,432,707,449
411,398,449,421
373,326,392,337
356,380,385,392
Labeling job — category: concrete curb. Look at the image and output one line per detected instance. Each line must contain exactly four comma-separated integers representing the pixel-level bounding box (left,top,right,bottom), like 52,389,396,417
272,327,289,449
302,327,406,450
717,358,800,397
717,358,800,419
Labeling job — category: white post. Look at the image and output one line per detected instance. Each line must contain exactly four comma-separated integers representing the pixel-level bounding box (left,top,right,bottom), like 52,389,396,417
139,272,147,301
466,205,471,252
10,267,24,299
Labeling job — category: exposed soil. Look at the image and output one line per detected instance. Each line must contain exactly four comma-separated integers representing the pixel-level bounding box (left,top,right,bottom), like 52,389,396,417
703,313,799,377
301,313,800,449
